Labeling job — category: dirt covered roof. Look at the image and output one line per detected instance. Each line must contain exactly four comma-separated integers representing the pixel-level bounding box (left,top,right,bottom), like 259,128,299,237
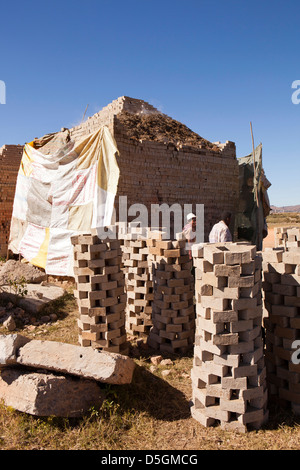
116,111,221,152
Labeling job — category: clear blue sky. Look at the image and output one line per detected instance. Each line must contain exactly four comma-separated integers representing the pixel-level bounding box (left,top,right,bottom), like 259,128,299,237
0,0,299,207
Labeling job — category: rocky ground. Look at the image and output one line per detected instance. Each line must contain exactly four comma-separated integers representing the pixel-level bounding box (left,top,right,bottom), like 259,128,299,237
0,259,73,334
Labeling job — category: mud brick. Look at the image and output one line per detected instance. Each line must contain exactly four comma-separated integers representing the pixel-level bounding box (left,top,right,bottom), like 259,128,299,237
230,320,253,333
199,317,224,335
214,353,240,368
264,271,281,283
272,305,298,317
232,364,258,379
241,261,255,275
263,248,284,263
282,251,300,265
239,325,261,342
213,332,239,346
221,376,248,390
281,273,300,286
274,326,297,340
213,287,239,300
238,305,262,320
163,248,181,258
220,398,247,414
228,275,255,288
206,384,231,399
284,296,300,307
190,406,215,427
231,297,257,310
265,262,294,274
238,407,264,426
214,264,241,277
290,317,300,329
240,386,264,401
203,245,224,264
240,282,261,299
202,272,227,288
228,340,255,355
212,310,238,323
201,296,229,310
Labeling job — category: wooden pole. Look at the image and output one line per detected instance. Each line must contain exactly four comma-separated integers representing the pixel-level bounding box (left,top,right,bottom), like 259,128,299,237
250,121,259,208
250,121,261,250
81,104,89,124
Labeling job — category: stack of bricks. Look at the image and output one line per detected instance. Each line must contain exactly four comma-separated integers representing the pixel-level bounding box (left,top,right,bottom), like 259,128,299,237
147,231,195,354
190,242,268,432
119,226,154,337
71,232,129,355
262,247,300,412
274,227,300,250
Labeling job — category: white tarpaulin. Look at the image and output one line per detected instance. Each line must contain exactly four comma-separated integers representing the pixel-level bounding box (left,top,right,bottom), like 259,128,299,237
9,126,120,276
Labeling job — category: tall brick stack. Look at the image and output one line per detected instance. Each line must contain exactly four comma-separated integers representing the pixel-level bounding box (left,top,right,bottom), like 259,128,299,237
190,242,268,432
71,233,129,355
262,247,300,412
120,227,154,337
147,231,195,354
274,227,300,250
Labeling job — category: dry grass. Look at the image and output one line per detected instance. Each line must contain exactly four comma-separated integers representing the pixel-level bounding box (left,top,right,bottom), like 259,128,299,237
266,212,300,227
0,281,300,450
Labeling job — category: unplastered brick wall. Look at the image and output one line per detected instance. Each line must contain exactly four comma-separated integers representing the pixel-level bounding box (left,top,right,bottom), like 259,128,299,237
0,145,24,257
68,96,239,241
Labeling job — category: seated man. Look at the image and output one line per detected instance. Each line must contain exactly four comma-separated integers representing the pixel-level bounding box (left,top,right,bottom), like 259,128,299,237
209,211,232,243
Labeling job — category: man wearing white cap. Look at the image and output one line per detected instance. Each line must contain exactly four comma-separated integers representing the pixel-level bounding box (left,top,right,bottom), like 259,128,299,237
183,213,197,259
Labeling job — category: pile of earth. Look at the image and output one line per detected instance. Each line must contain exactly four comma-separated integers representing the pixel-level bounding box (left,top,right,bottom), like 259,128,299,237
0,259,47,285
116,111,221,152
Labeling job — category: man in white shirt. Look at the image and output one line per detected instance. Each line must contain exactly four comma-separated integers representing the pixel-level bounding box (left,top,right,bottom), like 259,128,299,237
209,211,232,243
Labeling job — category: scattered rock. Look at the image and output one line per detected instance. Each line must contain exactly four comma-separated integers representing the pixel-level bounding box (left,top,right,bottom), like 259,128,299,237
161,369,171,377
40,315,51,324
3,315,16,331
150,355,163,365
160,358,173,366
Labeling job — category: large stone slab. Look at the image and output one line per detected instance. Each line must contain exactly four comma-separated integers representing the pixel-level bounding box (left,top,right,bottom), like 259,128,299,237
0,284,65,313
15,338,135,384
0,367,104,417
0,334,31,366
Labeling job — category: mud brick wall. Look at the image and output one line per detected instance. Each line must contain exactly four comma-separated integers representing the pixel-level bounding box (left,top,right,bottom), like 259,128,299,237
0,145,23,257
71,233,129,355
69,97,239,241
190,242,268,432
147,230,195,354
274,227,300,250
262,247,300,412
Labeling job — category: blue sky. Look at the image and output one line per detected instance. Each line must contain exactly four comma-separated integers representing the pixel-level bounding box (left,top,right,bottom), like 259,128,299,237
0,0,299,207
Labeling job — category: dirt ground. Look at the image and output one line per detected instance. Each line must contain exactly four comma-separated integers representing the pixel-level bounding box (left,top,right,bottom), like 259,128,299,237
263,227,275,249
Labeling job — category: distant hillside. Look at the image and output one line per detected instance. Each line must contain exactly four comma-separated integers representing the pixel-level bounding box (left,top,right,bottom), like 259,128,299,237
270,205,300,213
